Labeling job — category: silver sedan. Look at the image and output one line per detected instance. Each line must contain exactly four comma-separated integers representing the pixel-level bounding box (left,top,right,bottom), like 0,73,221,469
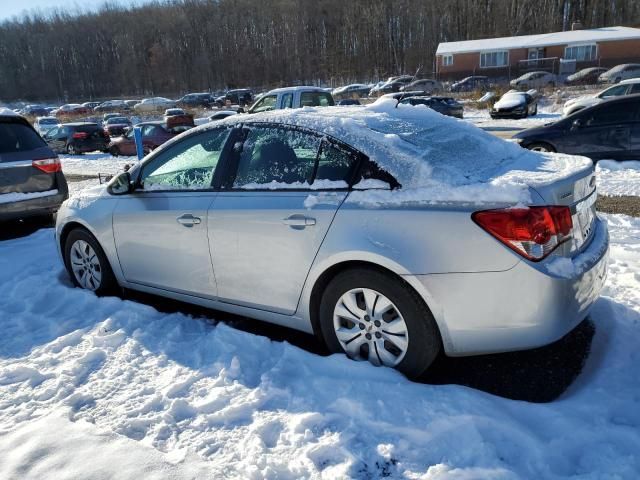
56,104,609,378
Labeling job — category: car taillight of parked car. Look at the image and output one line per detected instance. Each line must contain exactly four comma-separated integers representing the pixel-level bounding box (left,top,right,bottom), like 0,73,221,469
472,206,573,261
32,158,62,174
72,132,88,139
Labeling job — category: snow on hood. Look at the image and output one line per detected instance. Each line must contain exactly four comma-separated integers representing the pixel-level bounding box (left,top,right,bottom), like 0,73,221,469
206,98,593,205
493,94,525,110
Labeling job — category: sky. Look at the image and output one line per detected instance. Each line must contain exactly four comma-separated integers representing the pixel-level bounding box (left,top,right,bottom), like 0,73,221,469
0,0,157,22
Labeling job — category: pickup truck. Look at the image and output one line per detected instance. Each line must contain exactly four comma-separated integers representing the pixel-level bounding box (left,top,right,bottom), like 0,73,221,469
248,86,334,113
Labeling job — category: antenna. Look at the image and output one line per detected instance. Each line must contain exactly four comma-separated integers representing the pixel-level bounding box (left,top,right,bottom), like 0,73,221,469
396,65,422,108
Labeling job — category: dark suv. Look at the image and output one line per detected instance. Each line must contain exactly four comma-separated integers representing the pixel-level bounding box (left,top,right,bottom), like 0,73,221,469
215,89,253,107
43,123,110,154
0,110,68,221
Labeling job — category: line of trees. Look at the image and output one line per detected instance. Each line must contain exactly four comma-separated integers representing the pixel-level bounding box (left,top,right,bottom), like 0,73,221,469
1,0,639,102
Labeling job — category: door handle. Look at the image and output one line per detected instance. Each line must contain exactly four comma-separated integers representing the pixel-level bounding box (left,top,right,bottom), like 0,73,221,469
282,214,316,227
177,213,201,227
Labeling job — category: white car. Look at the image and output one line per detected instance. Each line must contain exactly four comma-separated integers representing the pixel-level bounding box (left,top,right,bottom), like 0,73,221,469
133,97,176,113
598,64,640,84
33,116,59,136
510,71,557,90
562,78,640,116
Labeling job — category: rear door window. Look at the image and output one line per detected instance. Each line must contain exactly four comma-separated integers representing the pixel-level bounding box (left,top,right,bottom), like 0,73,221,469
600,84,629,98
0,122,47,157
585,102,638,126
300,92,334,107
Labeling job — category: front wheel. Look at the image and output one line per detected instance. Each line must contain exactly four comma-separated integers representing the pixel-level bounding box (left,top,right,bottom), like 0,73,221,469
64,228,117,295
319,268,441,378
527,142,556,153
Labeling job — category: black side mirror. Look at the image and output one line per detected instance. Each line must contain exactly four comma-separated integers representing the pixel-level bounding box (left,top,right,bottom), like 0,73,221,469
107,171,132,195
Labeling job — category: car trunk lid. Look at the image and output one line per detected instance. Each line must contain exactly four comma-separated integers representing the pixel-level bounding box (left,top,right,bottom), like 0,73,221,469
0,147,59,195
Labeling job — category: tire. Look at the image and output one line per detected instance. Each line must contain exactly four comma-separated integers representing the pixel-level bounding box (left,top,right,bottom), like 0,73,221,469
66,143,80,155
63,228,117,296
319,267,441,378
527,142,556,153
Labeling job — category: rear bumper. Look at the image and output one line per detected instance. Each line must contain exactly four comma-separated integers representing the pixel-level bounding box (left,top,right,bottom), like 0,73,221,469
0,179,69,221
411,217,609,356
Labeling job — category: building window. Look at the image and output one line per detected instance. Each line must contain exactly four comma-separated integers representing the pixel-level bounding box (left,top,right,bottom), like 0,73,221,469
442,55,453,67
480,51,509,68
565,44,597,61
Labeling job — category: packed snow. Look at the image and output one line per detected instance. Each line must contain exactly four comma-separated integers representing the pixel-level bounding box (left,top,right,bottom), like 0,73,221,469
60,152,137,177
0,189,58,204
0,211,639,478
596,160,640,197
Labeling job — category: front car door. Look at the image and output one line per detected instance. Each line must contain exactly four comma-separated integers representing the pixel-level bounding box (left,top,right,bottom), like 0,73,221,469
112,127,232,298
208,124,361,315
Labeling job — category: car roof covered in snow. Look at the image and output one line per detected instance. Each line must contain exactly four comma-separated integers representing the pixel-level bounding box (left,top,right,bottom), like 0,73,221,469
196,97,592,205
0,108,21,118
437,26,640,55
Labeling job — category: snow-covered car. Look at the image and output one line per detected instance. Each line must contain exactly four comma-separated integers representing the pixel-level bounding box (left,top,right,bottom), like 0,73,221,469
565,67,608,86
400,79,443,94
331,84,371,99
208,111,238,122
56,98,608,378
598,64,640,84
94,100,128,113
133,97,177,113
398,96,463,118
33,116,59,136
562,78,640,116
510,71,557,90
449,76,490,93
248,87,334,113
53,104,90,118
490,90,538,119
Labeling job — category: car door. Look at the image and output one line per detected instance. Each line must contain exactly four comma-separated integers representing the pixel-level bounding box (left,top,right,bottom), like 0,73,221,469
112,127,231,297
563,102,634,160
626,99,640,158
207,125,360,315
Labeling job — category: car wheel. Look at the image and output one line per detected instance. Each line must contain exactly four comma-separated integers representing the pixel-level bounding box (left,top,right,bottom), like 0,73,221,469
66,143,78,155
527,142,556,153
64,228,117,296
319,267,441,378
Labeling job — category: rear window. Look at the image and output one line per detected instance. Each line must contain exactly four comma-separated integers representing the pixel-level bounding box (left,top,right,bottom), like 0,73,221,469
0,122,47,157
300,92,334,107
107,117,128,124
75,125,100,133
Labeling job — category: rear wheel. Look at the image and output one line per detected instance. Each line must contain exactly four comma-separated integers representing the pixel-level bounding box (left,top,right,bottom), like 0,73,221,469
64,228,117,295
66,143,80,155
319,268,441,378
527,142,556,153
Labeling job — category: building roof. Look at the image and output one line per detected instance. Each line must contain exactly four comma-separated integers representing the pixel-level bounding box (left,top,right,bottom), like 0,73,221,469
436,26,640,55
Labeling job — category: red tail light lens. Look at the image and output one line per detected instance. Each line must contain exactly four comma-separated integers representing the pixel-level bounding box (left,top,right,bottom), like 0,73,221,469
472,206,573,261
32,157,62,174
72,132,88,139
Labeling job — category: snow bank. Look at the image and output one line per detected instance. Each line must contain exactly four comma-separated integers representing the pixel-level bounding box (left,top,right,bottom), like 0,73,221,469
0,214,639,478
596,160,640,197
216,98,590,205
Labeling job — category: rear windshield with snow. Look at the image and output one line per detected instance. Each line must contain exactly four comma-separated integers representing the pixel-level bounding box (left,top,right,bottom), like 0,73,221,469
0,122,46,157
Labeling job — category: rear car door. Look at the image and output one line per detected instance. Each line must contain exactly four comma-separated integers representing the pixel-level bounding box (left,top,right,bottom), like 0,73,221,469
208,125,359,315
112,127,231,297
627,99,640,158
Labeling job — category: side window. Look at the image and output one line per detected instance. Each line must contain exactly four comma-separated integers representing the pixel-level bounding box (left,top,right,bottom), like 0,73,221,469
140,128,229,190
251,95,277,113
630,84,640,94
600,85,628,98
315,142,358,183
282,93,294,109
354,158,400,190
585,103,636,126
300,92,334,107
233,127,319,187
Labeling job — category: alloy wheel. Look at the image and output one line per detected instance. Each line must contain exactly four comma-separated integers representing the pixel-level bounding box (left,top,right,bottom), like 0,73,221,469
530,145,550,152
333,288,409,367
69,239,102,290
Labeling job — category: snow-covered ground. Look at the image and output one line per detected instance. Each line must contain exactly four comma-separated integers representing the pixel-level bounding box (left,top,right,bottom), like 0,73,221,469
0,213,639,479
596,161,640,197
60,152,137,177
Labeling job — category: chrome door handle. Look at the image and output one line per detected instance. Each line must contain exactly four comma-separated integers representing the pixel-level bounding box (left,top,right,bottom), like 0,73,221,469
283,214,316,227
177,214,201,227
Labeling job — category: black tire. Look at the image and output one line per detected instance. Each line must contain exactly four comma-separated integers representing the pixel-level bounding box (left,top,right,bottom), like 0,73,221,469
526,142,556,153
63,228,118,296
66,143,81,155
319,267,441,378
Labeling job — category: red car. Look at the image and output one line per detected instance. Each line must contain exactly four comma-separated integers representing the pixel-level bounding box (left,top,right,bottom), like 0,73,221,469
103,116,132,137
108,121,192,156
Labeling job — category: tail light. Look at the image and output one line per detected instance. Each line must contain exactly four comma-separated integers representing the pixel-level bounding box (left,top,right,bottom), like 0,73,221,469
32,158,62,174
72,132,88,139
472,206,573,261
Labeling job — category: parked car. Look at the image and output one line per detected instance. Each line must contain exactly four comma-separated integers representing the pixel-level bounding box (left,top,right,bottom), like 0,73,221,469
164,108,186,117
565,67,608,86
94,100,128,113
54,104,90,118
399,96,463,118
562,78,640,116
103,113,122,123
248,86,334,113
55,103,608,378
208,111,238,122
512,94,640,160
108,121,192,156
370,76,414,96
134,97,176,113
449,76,490,93
82,101,101,110
214,89,253,108
20,105,49,117
33,116,59,136
337,99,361,106
510,71,557,90
124,100,139,109
103,116,132,137
176,93,215,109
490,90,538,119
43,122,110,155
163,109,194,128
400,79,443,94
598,64,640,84
0,109,68,221
332,84,371,99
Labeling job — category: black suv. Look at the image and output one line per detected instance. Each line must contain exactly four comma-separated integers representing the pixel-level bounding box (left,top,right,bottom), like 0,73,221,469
176,93,215,109
0,111,68,221
43,122,110,154
215,89,253,107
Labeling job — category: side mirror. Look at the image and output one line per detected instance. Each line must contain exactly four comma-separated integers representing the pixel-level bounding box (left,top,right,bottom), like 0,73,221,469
571,119,583,130
107,171,132,195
